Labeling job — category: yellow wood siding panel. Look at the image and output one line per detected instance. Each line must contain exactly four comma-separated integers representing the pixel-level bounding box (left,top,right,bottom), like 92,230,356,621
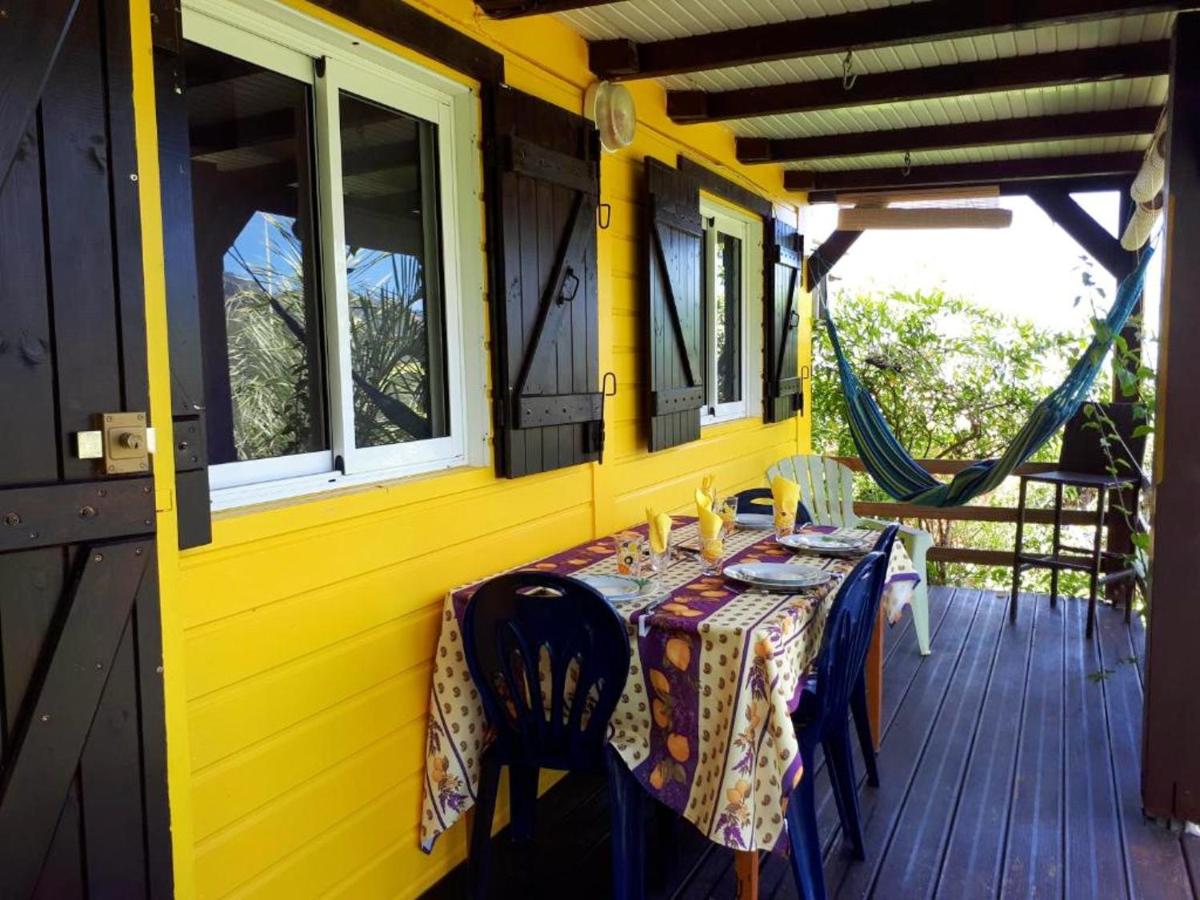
130,1,813,897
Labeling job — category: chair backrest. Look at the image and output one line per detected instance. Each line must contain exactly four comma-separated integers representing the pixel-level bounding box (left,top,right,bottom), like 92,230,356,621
767,454,858,527
462,571,631,771
1058,402,1147,477
812,525,898,726
733,487,813,526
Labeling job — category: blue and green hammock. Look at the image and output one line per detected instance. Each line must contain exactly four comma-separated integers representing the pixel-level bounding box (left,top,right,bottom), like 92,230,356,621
825,248,1154,508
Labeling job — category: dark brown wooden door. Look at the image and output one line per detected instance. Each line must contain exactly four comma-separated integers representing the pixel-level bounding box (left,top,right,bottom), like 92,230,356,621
485,85,604,478
0,2,173,898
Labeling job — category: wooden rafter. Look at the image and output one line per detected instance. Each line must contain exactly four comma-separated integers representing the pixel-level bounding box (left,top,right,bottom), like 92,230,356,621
1028,188,1132,278
668,42,1170,124
738,107,1161,164
476,0,617,16
785,152,1143,194
590,1,1191,80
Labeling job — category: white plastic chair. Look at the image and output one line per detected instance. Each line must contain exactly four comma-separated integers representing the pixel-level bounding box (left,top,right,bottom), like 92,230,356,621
767,454,933,655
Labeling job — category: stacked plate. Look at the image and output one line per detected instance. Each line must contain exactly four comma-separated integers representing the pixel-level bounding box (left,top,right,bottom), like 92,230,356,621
778,531,871,557
723,562,832,591
574,573,653,603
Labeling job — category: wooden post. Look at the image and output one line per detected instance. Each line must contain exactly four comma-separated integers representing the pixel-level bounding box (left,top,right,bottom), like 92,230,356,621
1142,10,1200,824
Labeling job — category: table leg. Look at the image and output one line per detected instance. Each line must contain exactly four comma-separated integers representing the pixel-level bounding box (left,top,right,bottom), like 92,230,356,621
865,607,884,749
734,849,759,898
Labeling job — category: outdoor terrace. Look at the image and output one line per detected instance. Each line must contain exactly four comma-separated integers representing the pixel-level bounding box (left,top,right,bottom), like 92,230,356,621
425,587,1199,900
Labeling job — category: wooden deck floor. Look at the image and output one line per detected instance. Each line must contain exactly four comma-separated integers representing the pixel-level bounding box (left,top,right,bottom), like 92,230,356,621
423,587,1199,900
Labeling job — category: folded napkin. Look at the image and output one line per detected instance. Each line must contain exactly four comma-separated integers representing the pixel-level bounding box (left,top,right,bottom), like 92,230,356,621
771,475,800,529
646,507,673,554
697,498,725,565
701,474,717,507
694,488,713,512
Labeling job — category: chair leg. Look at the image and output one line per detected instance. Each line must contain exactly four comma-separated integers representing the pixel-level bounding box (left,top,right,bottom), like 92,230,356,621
785,761,827,900
507,763,539,844
1050,483,1064,607
825,723,865,860
1087,488,1107,639
1010,477,1028,624
606,749,645,900
850,674,879,788
469,756,502,900
900,530,932,656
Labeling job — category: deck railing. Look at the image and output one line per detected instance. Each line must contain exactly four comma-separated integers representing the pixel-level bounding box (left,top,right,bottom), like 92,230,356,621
833,456,1116,568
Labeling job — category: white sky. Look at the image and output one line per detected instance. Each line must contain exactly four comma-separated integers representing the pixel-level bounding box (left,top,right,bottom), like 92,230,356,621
803,192,1162,342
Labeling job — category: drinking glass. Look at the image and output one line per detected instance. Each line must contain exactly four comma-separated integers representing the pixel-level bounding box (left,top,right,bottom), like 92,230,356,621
614,531,644,577
699,535,725,575
773,501,796,540
717,497,737,537
647,533,671,577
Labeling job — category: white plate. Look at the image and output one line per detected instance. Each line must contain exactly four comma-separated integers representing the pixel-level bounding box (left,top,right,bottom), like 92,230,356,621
723,562,832,590
778,532,867,554
574,573,651,602
735,512,775,530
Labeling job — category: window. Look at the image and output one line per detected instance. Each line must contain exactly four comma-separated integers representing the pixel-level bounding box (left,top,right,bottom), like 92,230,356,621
181,3,483,508
700,200,762,425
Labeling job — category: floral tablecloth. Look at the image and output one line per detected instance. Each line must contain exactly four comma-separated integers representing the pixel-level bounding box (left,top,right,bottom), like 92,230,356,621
420,521,917,854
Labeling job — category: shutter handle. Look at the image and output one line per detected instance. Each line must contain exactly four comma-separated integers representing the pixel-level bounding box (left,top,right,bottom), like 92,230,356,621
558,267,581,304
597,202,612,230
788,309,801,329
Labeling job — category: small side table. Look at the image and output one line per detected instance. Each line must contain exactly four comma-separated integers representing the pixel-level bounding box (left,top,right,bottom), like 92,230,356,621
1009,469,1140,637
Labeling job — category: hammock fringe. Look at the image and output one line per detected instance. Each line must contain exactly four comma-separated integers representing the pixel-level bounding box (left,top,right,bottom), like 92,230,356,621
826,249,1155,508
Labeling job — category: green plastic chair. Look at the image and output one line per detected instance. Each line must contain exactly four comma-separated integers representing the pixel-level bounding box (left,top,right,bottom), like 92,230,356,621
767,454,932,655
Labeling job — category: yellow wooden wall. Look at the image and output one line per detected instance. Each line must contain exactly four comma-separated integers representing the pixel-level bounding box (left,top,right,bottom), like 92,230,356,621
129,1,813,897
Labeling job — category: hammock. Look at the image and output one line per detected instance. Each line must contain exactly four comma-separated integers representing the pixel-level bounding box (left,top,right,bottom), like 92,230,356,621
825,248,1155,507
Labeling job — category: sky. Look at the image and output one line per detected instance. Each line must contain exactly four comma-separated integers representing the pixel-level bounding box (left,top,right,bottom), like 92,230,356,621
803,191,1163,343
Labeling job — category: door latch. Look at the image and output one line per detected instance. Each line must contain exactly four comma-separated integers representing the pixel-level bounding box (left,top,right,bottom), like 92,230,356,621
76,412,152,474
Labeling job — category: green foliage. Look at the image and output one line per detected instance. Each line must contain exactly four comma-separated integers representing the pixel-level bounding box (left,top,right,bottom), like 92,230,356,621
811,285,1093,590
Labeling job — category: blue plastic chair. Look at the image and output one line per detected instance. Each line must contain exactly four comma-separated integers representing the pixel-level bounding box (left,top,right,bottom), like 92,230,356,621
461,571,644,900
846,524,900,791
786,525,897,900
733,487,813,526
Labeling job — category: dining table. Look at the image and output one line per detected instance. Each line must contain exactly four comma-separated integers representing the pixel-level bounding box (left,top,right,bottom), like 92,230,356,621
419,516,918,897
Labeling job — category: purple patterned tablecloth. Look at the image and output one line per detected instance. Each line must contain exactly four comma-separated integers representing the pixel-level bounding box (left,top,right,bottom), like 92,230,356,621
420,520,917,854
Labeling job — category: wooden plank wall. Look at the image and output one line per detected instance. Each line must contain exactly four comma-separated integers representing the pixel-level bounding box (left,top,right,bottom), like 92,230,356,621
129,1,804,898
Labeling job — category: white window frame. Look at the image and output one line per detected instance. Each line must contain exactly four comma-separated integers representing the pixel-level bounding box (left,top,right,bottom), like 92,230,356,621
699,198,763,427
182,0,487,511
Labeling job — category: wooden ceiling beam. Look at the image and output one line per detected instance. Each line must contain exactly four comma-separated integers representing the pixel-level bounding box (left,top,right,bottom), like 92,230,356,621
476,0,618,17
738,106,1161,164
785,152,1143,193
668,42,1169,123
591,1,1191,80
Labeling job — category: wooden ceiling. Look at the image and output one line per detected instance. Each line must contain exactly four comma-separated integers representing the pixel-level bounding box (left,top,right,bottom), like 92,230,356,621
475,0,1191,199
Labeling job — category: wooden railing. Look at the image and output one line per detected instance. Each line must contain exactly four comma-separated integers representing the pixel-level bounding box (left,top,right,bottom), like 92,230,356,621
833,456,1100,568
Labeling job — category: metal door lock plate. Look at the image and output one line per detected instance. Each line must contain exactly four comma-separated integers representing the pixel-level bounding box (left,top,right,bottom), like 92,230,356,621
98,412,151,474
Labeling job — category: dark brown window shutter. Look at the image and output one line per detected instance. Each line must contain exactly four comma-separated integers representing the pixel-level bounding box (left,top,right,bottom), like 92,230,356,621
484,85,604,478
153,1,211,548
644,159,704,452
763,217,805,424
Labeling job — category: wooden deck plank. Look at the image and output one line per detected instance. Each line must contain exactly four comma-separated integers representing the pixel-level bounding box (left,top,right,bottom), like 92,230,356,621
1096,602,1195,900
863,590,1007,897
1000,592,1067,900
821,589,986,898
1062,597,1130,900
934,592,1038,899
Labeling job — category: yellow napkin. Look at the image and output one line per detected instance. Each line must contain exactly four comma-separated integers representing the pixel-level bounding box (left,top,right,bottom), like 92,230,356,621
771,475,800,527
646,507,673,554
701,474,717,507
694,488,713,512
697,501,723,541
